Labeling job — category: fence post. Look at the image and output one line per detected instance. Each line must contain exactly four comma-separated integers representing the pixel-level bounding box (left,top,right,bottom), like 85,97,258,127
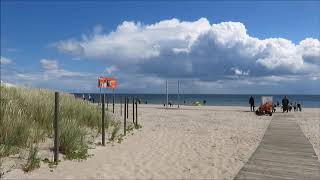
133,97,135,124
135,100,138,126
126,97,129,119
54,92,59,162
124,97,127,135
102,94,105,146
112,89,115,113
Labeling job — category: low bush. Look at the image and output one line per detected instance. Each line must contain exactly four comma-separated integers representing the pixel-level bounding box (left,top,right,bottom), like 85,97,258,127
23,146,40,172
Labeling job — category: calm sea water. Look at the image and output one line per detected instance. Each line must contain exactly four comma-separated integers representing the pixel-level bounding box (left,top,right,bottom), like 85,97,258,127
73,93,320,108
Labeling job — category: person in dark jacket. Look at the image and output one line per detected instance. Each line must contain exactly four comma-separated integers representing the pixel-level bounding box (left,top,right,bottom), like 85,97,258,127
282,96,289,113
249,96,255,112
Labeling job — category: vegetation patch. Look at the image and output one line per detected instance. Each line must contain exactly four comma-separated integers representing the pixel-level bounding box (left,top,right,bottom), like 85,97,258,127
0,86,112,161
23,146,40,172
109,122,121,141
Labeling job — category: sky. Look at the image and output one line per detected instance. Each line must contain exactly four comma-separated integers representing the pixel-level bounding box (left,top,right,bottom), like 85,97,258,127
1,0,320,94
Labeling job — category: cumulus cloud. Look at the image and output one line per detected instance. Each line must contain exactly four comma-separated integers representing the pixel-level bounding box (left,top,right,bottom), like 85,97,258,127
40,59,89,79
0,56,13,65
52,18,320,83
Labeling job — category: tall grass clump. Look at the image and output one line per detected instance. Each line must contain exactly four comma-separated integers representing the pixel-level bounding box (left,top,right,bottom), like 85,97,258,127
0,85,111,160
109,122,121,141
59,118,89,160
23,146,40,172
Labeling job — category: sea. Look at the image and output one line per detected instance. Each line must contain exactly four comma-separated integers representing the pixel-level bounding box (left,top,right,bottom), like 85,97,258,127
72,93,320,108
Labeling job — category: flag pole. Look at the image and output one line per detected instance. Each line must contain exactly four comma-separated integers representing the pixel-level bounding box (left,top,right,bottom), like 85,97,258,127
178,80,180,108
166,80,168,109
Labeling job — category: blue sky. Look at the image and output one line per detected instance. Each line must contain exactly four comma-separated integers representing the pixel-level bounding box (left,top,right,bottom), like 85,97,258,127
1,0,320,94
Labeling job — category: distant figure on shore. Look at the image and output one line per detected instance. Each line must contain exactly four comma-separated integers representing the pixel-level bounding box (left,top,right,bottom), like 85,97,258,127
82,94,85,100
293,102,297,111
277,101,280,107
203,100,206,105
88,94,92,102
249,96,255,112
282,96,289,113
297,103,302,111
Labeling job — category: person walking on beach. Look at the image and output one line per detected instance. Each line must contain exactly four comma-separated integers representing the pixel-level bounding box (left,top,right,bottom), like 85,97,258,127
282,96,289,113
249,96,255,112
88,94,92,102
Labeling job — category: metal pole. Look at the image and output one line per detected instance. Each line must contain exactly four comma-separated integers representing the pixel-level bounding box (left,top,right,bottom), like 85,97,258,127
133,97,135,124
124,97,127,135
178,80,180,108
112,89,115,113
54,92,59,162
166,80,168,108
101,94,105,146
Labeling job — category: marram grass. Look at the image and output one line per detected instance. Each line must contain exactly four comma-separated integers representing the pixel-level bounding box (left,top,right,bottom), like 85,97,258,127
0,85,111,159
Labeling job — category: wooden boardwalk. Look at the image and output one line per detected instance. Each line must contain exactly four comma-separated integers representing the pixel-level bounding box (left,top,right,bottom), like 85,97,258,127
235,113,320,180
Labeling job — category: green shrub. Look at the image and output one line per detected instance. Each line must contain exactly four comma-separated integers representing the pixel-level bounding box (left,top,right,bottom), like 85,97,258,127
23,146,40,172
59,118,89,160
110,122,120,141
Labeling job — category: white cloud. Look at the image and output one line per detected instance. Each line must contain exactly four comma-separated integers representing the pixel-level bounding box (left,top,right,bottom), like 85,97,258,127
52,18,320,83
53,18,210,61
105,65,118,74
0,56,13,65
16,73,39,81
231,67,249,76
40,59,89,79
40,59,59,70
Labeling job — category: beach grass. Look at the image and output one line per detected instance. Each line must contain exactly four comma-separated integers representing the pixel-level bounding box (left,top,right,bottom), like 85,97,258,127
23,146,40,172
0,85,111,160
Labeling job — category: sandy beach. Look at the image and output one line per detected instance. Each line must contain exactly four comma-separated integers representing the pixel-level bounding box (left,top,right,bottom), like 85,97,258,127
295,108,320,161
3,105,319,179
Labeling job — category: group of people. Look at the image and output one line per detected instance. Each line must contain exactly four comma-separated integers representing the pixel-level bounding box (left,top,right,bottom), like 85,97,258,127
281,96,302,112
249,96,302,113
82,94,95,103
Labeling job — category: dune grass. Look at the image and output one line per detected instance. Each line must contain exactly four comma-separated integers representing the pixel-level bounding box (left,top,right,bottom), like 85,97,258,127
23,146,40,172
0,85,111,160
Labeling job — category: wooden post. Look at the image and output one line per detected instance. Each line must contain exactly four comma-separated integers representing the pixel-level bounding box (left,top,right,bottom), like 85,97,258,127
101,94,105,146
126,97,129,119
112,89,115,113
124,97,127,135
133,97,135,124
54,92,59,162
135,100,138,126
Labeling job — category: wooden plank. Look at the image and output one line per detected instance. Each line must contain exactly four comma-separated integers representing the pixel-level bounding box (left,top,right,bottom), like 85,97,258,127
234,114,320,180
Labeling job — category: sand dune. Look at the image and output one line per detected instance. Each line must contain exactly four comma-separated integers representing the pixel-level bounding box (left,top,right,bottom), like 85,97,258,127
4,105,318,179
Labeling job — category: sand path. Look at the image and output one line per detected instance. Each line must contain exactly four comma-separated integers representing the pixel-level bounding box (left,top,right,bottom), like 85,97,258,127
3,105,272,179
